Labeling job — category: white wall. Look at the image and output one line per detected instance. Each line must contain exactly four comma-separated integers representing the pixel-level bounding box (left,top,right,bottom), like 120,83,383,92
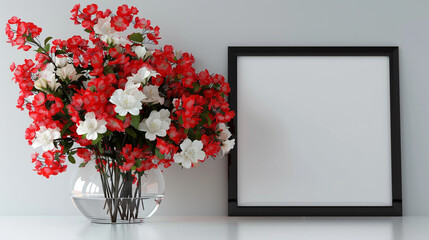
0,0,428,216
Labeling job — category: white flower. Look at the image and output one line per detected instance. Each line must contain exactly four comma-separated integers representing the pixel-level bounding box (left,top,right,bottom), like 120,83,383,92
115,37,132,46
217,123,231,141
217,123,235,155
32,126,61,151
55,57,68,68
56,64,80,81
172,98,181,106
142,85,164,105
221,139,235,155
138,109,171,141
35,63,61,92
102,35,131,46
76,112,107,140
34,73,60,92
109,81,146,116
132,45,147,59
127,66,159,85
173,139,206,169
40,63,55,78
93,16,131,46
94,17,115,36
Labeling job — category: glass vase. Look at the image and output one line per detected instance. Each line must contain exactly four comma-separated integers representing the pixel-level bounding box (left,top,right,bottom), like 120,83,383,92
70,160,165,224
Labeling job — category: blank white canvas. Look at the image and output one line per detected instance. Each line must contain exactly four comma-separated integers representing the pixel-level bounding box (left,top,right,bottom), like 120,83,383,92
237,56,392,206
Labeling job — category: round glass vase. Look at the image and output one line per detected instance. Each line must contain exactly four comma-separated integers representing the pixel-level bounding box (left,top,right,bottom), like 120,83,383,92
70,161,165,224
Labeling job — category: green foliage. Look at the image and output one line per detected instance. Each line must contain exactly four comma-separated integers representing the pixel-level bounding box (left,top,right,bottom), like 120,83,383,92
61,121,73,137
194,130,201,140
62,140,73,154
79,162,88,168
68,155,76,164
125,128,137,138
54,152,60,161
44,37,53,45
116,114,126,121
192,82,201,92
129,33,144,43
91,135,103,145
201,111,212,126
103,65,114,75
155,148,164,159
44,43,50,53
98,142,104,154
131,114,140,129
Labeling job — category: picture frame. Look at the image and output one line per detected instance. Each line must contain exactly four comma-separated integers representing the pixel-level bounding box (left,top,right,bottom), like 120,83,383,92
227,46,402,216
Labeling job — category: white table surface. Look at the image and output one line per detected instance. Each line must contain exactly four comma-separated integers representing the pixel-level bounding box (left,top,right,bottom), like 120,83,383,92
0,216,426,240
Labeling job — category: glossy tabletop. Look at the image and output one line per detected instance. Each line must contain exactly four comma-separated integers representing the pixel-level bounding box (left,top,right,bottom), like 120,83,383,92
0,216,426,240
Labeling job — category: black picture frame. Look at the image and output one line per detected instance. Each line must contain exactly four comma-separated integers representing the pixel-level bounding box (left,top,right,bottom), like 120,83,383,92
228,46,402,216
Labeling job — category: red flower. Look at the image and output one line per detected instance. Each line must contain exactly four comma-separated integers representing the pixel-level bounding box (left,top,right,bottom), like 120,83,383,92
198,69,212,85
77,149,92,162
167,126,185,144
32,93,45,107
9,62,15,72
42,151,55,166
220,82,231,94
105,117,125,132
83,4,98,16
7,3,236,179
156,138,177,155
134,17,150,29
111,15,129,32
70,4,81,25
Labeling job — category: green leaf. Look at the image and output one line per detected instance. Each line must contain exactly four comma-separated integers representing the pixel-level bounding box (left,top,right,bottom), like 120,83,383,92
44,43,50,52
205,114,212,126
184,128,189,135
129,33,144,43
84,29,92,33
103,65,114,75
89,85,96,92
125,128,137,139
68,155,76,164
138,135,145,146
35,47,44,53
116,114,126,121
44,37,53,45
55,50,67,55
63,141,73,153
98,142,104,154
115,140,122,150
201,111,212,126
131,114,140,129
61,121,73,136
179,116,184,125
155,148,164,159
79,162,88,168
92,135,103,145
194,130,201,140
192,82,201,92
25,34,33,42
54,152,60,161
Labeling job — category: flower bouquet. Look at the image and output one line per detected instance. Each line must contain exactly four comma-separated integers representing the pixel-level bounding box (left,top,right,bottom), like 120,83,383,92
5,3,235,223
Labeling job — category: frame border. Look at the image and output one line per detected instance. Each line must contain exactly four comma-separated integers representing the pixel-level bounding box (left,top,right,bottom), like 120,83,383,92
227,46,402,216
